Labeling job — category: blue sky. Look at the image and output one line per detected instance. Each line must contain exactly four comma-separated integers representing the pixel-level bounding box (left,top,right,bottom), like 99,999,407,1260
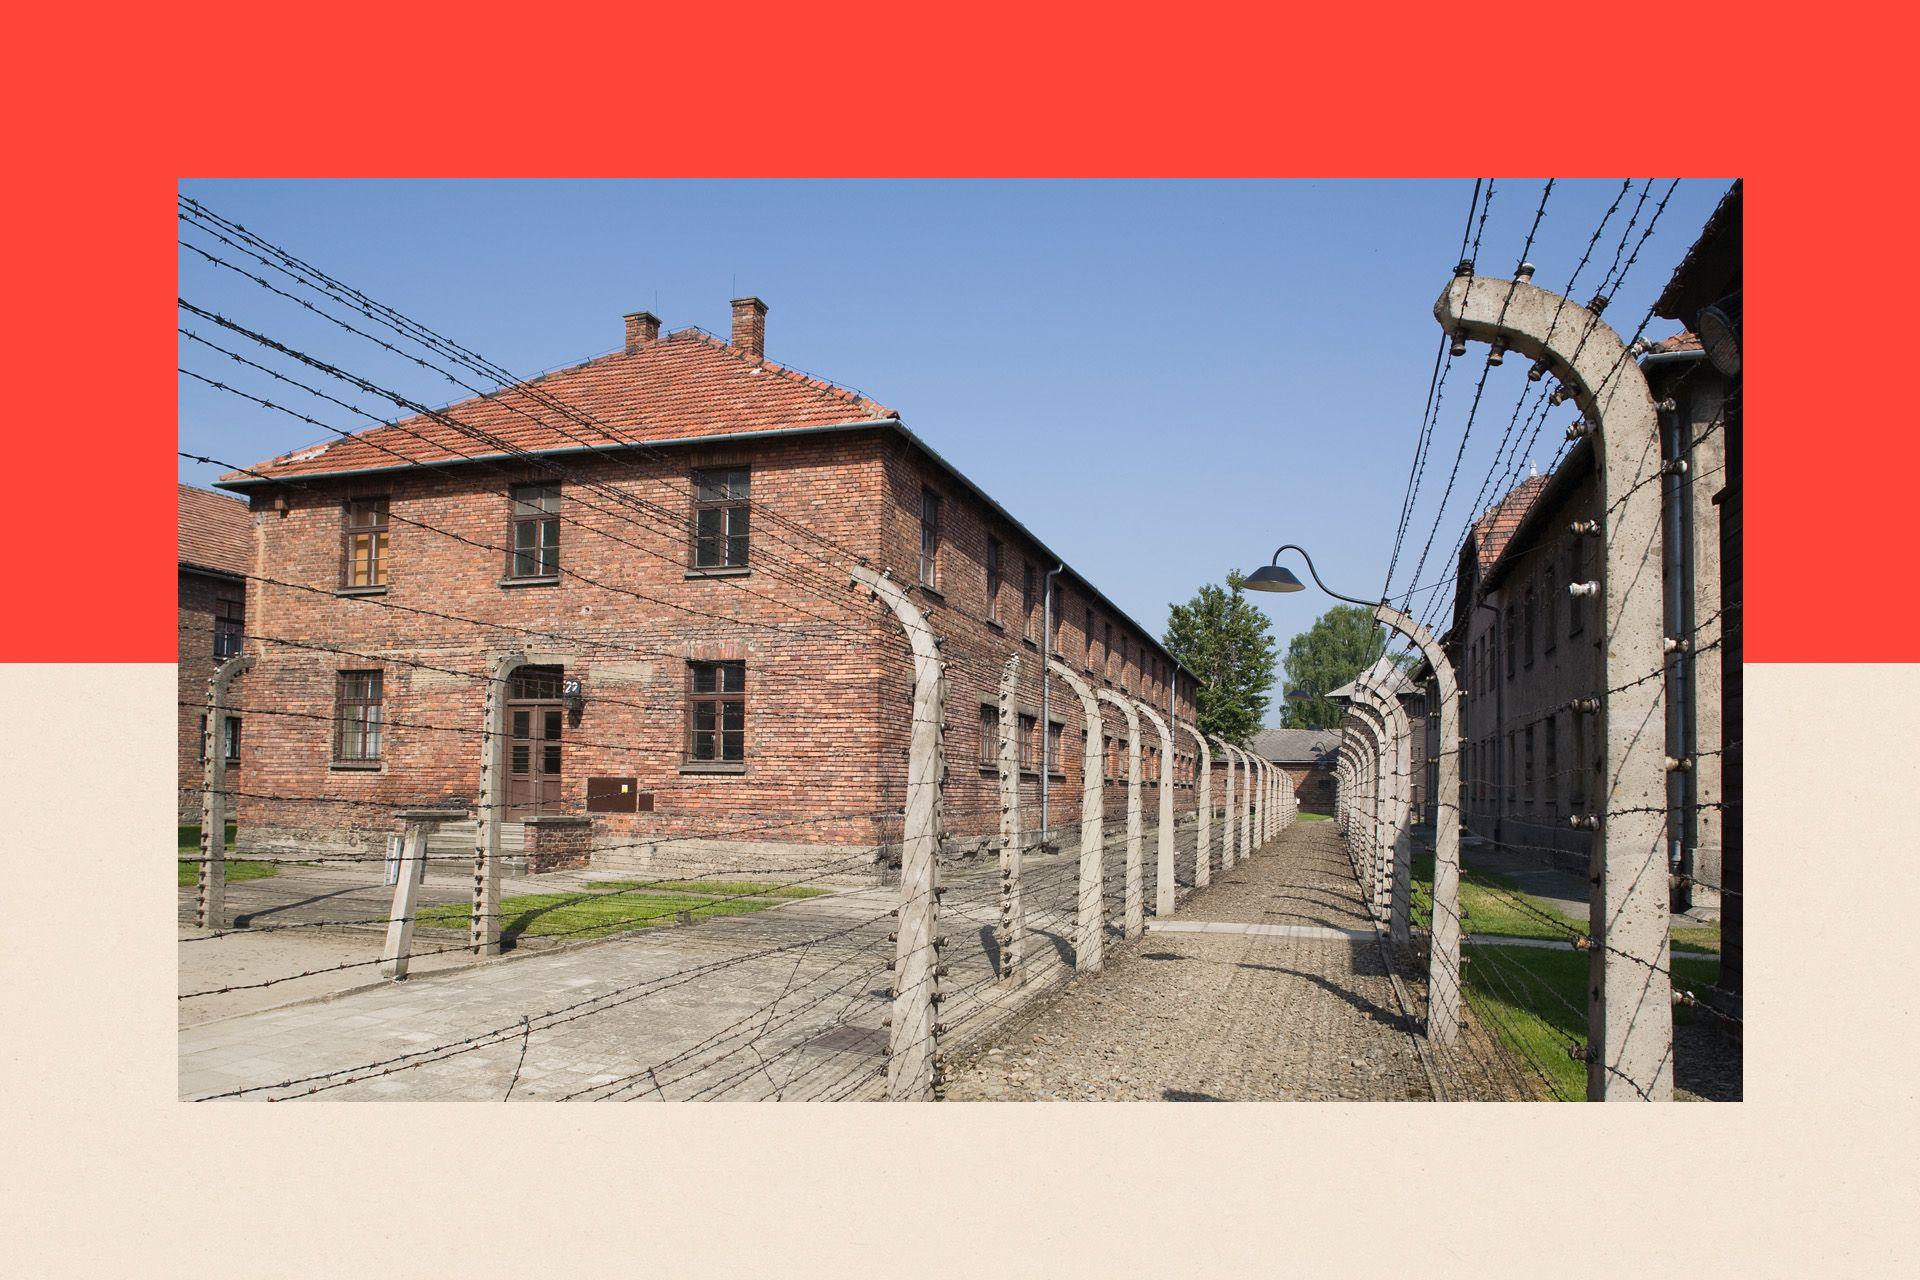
177,178,1729,722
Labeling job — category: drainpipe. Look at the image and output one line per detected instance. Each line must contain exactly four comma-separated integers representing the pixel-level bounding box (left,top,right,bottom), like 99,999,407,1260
1658,380,1698,912
1040,563,1066,845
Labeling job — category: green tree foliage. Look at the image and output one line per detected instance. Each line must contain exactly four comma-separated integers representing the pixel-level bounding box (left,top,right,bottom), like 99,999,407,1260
1280,605,1388,730
1162,572,1278,746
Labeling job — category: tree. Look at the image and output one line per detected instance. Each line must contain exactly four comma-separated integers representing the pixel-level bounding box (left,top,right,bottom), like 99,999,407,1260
1162,571,1278,746
1280,605,1390,730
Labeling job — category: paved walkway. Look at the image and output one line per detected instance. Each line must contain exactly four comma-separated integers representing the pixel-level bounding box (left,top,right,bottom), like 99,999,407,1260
942,821,1447,1101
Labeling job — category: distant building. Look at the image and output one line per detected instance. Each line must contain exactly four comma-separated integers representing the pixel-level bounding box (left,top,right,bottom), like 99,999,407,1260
178,484,252,822
1252,727,1341,812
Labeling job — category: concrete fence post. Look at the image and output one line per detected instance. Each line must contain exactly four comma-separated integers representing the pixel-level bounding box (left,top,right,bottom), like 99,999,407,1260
1437,272,1672,1100
472,652,523,958
997,653,1024,983
1134,699,1177,916
1098,689,1145,939
852,567,947,1102
1050,659,1106,972
197,651,255,930
1352,679,1403,926
1218,739,1238,870
383,808,465,979
1235,745,1253,858
1184,726,1213,889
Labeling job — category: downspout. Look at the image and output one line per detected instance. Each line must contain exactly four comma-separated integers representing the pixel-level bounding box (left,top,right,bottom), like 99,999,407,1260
1659,383,1696,912
1040,563,1065,845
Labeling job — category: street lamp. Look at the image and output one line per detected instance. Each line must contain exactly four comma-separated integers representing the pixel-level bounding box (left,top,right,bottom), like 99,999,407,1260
1239,539,1464,1046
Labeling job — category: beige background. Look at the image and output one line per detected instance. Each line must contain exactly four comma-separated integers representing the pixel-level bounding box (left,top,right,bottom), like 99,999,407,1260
1,662,1913,1276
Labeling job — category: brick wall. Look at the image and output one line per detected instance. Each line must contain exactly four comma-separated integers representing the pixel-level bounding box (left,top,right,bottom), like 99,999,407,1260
231,425,1201,877
178,568,244,823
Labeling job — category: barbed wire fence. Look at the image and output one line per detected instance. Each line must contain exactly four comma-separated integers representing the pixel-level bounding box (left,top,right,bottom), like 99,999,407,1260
177,195,1282,1102
1341,178,1740,1101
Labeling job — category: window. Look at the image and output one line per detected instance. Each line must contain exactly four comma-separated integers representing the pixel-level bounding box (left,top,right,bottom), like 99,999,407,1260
1103,734,1115,781
509,484,561,579
1052,589,1065,650
1022,563,1038,641
334,670,384,764
692,467,750,569
1544,559,1559,654
1084,606,1095,669
1524,724,1536,802
213,596,243,657
985,538,1003,622
1048,721,1065,775
686,660,746,763
1104,623,1116,681
1544,713,1559,811
979,703,1000,767
1504,606,1516,680
1523,587,1537,668
342,497,389,588
197,714,241,763
918,488,941,588
1018,713,1038,774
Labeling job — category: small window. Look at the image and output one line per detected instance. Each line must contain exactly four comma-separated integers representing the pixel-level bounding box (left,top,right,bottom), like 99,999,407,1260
509,484,561,579
1018,713,1039,774
1544,713,1559,810
1048,721,1065,776
979,703,1000,767
1504,606,1516,681
334,670,384,763
1544,560,1559,654
1523,587,1537,668
1051,589,1065,650
213,596,244,657
1524,724,1536,800
692,467,750,569
1084,607,1096,669
918,488,941,588
342,498,390,588
985,538,1003,623
1022,563,1038,642
687,661,746,763
1104,624,1115,681
223,716,241,763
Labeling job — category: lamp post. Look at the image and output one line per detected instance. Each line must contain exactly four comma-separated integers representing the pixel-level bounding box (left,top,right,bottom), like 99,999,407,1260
1245,544,1461,1045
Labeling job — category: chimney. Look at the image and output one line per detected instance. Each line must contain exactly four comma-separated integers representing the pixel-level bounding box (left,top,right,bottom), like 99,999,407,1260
623,310,661,353
730,296,768,359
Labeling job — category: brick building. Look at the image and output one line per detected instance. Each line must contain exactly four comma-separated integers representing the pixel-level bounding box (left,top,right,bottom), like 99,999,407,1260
1450,269,1734,893
214,299,1202,878
1252,727,1340,812
178,484,251,821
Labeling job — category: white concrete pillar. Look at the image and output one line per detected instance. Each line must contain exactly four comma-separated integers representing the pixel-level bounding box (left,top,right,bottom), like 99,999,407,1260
853,567,947,1102
1050,660,1106,973
1098,689,1145,939
1218,739,1238,870
472,652,523,958
1438,273,1673,1100
383,809,462,979
1185,727,1214,888
197,652,255,930
1134,699,1177,916
996,653,1024,984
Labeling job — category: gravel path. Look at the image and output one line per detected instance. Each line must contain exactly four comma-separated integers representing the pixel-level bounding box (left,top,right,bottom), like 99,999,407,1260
943,821,1442,1101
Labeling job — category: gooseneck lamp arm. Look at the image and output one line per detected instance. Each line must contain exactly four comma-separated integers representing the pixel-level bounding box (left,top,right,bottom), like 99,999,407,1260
1260,545,1381,608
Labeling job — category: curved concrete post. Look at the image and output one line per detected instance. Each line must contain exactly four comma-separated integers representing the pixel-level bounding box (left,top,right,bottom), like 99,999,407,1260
1234,744,1253,858
997,653,1024,984
1371,602,1462,1047
197,651,255,929
1354,677,1411,935
1347,704,1388,916
1134,699,1177,916
1182,725,1213,888
852,567,946,1102
1357,672,1414,945
1216,738,1238,870
1050,660,1106,972
1437,274,1670,1100
1097,689,1145,939
472,652,526,958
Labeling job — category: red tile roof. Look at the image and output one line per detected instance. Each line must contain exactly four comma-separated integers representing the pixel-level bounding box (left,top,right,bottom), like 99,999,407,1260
178,483,252,577
1653,330,1702,353
1470,474,1548,576
221,329,898,485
